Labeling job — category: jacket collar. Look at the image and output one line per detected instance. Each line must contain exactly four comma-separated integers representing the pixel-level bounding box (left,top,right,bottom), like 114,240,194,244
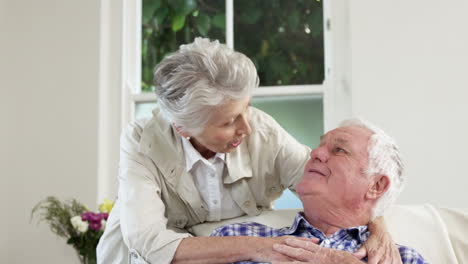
224,140,253,184
181,136,226,172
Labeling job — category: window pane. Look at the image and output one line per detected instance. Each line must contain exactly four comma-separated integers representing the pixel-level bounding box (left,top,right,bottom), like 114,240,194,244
234,0,324,86
251,95,323,148
135,102,156,120
252,95,323,209
141,0,226,92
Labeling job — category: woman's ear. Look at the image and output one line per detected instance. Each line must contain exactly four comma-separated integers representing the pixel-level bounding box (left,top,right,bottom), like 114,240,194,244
365,175,390,201
172,124,191,139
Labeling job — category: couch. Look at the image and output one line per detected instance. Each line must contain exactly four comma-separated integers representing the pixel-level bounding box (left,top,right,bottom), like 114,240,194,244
189,204,468,263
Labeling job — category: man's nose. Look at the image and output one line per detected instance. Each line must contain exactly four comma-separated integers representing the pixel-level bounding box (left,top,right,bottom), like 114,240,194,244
310,146,328,163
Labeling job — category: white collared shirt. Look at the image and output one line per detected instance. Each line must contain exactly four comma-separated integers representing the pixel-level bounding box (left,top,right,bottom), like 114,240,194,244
181,137,244,221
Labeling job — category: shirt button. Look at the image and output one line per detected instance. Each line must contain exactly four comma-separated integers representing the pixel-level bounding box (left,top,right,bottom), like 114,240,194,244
213,200,218,205
210,173,215,178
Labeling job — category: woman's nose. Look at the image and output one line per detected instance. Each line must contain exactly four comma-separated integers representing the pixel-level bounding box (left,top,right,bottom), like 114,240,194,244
237,113,252,136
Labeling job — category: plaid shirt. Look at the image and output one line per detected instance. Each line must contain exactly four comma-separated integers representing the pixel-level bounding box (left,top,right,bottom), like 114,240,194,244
211,213,428,264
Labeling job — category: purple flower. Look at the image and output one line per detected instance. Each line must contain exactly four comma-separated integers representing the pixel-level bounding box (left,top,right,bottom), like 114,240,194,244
89,212,102,223
100,212,109,220
81,212,92,221
89,221,102,231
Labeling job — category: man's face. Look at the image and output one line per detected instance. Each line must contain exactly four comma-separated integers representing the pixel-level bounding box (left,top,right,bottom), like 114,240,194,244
296,126,373,211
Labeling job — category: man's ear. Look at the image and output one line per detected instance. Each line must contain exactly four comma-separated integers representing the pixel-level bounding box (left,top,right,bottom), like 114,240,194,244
172,124,191,138
365,175,390,201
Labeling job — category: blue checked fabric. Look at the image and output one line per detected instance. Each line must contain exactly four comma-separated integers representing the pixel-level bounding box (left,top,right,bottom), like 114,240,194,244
211,213,428,264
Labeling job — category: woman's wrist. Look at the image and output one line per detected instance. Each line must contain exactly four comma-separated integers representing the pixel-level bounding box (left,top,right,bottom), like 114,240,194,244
369,215,385,233
243,236,263,261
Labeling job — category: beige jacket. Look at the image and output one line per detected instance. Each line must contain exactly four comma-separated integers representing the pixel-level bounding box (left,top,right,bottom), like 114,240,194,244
96,106,310,264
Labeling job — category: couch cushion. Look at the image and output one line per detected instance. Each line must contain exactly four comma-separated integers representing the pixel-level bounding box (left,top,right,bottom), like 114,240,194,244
385,204,458,263
435,207,468,264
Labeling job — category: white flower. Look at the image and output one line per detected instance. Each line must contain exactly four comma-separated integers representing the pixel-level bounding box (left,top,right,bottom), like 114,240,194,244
70,215,88,233
100,219,106,231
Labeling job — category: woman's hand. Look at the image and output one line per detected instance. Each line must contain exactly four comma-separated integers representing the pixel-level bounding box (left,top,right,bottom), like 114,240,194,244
353,216,402,264
248,236,298,263
271,237,363,264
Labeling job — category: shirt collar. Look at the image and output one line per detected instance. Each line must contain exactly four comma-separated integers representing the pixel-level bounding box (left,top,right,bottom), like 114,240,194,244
181,136,225,172
281,212,370,244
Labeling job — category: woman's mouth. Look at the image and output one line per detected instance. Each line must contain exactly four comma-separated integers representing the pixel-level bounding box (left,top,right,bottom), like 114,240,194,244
230,139,242,148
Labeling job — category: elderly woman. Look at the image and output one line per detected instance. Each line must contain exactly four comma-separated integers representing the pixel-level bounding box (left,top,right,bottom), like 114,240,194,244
97,38,398,264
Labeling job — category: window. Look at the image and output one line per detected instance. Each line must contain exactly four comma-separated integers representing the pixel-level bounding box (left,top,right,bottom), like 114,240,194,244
97,0,351,206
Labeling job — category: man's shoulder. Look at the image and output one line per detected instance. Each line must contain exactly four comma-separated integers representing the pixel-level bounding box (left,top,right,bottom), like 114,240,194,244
397,244,429,264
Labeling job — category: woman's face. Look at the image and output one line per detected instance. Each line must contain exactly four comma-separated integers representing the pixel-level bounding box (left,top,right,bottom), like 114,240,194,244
190,97,252,159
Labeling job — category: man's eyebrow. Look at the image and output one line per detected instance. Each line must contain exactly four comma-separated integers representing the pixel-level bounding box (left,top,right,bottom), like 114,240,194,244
334,137,349,145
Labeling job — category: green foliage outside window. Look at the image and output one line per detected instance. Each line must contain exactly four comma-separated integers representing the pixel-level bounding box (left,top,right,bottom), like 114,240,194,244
142,0,324,92
234,0,324,86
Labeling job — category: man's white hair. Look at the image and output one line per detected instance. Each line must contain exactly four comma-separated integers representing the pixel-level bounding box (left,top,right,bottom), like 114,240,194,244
339,118,405,219
153,37,259,135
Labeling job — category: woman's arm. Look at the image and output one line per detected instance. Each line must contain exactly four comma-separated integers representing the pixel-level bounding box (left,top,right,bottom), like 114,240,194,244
117,122,192,263
172,236,292,264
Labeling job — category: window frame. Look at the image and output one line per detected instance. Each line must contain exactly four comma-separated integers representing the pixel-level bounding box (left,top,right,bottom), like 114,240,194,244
97,0,351,201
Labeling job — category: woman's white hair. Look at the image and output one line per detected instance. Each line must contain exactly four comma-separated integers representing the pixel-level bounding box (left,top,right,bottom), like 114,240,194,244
339,118,405,219
153,37,259,135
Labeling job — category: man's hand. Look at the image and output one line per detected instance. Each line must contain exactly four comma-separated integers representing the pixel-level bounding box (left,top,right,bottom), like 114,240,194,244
353,216,402,264
271,238,363,264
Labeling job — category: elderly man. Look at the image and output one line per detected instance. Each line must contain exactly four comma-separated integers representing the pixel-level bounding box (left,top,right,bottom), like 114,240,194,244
211,119,427,264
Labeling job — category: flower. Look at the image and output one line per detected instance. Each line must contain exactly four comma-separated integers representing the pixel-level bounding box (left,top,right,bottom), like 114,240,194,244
100,219,107,231
70,215,89,233
80,211,109,231
88,221,102,231
98,198,114,214
31,196,114,264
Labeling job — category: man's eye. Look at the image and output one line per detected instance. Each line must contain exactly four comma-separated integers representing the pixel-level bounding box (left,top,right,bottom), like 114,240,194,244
335,147,346,153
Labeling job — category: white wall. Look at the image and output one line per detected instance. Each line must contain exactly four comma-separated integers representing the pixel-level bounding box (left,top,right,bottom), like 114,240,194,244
349,0,468,207
0,0,100,263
